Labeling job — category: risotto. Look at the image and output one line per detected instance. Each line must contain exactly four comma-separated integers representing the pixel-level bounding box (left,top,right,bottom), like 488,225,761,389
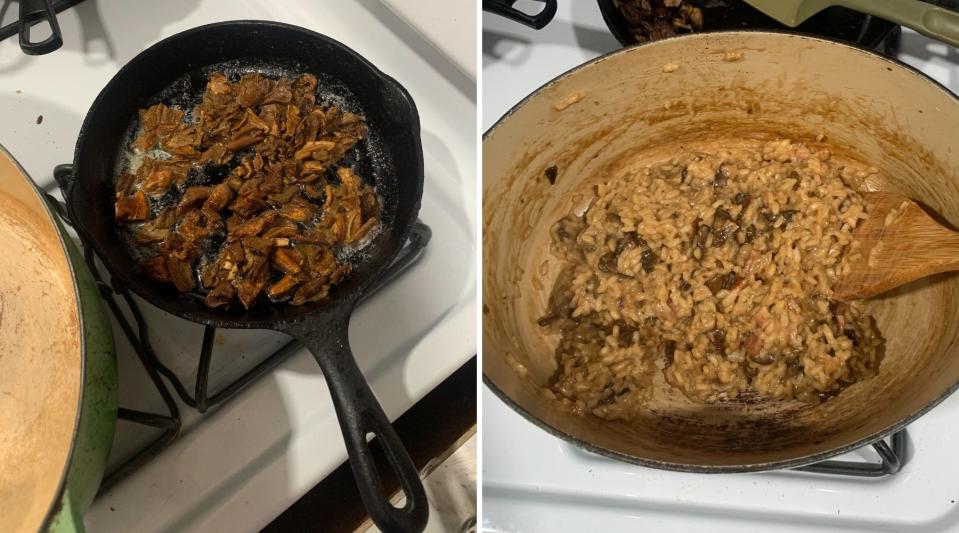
538,139,885,420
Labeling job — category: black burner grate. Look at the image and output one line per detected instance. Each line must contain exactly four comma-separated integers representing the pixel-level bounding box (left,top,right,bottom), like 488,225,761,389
52,199,431,492
794,429,908,477
0,0,84,41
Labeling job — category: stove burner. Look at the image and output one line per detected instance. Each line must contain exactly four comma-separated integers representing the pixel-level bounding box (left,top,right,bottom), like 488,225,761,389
50,196,432,492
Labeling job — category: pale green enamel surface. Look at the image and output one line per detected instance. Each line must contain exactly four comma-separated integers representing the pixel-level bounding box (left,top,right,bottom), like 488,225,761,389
48,487,82,533
46,222,118,532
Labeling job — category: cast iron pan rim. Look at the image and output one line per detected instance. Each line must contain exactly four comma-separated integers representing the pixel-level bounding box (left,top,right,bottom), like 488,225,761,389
69,19,424,329
0,144,88,529
593,0,898,49
482,29,959,471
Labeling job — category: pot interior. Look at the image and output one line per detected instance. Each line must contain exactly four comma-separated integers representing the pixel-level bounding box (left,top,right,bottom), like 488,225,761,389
0,149,82,530
483,31,959,469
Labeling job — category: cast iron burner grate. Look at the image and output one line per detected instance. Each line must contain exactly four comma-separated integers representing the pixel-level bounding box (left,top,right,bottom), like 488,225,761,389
573,423,908,478
793,429,907,477
51,198,431,492
0,0,84,42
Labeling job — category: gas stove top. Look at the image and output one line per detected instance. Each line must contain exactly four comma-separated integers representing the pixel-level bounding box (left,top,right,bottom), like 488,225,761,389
482,3,959,532
0,1,475,531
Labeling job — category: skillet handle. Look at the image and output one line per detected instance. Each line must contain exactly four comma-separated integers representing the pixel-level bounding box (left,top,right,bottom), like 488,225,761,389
19,0,63,55
286,315,429,533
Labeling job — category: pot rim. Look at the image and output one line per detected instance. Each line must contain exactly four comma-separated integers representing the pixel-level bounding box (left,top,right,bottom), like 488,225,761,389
482,29,959,472
0,143,88,527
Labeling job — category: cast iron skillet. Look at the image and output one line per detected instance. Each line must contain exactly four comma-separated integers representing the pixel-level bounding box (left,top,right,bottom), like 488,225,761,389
54,20,427,532
596,0,900,52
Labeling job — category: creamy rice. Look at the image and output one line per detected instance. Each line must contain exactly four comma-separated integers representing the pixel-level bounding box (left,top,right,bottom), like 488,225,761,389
539,139,884,420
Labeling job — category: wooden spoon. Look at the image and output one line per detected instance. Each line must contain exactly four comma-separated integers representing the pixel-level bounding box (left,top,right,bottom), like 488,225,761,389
834,191,959,300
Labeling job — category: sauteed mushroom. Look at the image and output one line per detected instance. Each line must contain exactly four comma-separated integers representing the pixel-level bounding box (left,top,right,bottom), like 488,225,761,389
115,72,381,309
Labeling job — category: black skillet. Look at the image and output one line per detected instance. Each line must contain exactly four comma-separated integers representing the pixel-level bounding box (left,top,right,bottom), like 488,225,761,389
53,20,428,532
596,0,902,53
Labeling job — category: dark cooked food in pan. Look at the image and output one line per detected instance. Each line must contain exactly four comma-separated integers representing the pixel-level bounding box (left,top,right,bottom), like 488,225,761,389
613,0,704,43
114,72,382,309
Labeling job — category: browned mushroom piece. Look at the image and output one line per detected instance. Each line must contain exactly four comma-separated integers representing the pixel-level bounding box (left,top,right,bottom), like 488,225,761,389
177,209,222,243
278,197,315,222
349,218,378,243
204,183,235,212
312,248,338,276
240,238,272,260
135,223,170,245
142,255,171,282
226,133,264,151
292,74,318,114
262,78,293,105
235,256,270,308
152,207,176,229
116,173,136,196
141,168,174,196
222,241,246,264
162,126,201,154
273,247,304,274
116,190,150,221
267,274,301,300
231,210,277,238
135,103,185,151
176,186,213,215
290,278,329,306
166,257,195,292
294,140,337,160
207,72,231,95
267,184,300,204
234,281,261,309
199,142,229,165
235,73,272,108
204,281,236,308
259,173,283,194
301,183,324,201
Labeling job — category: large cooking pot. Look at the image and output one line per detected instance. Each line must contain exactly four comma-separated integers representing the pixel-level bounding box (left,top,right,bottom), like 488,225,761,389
483,30,959,471
0,145,117,532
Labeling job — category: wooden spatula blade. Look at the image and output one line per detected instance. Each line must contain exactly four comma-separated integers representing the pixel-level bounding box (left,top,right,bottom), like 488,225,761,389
834,192,959,300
